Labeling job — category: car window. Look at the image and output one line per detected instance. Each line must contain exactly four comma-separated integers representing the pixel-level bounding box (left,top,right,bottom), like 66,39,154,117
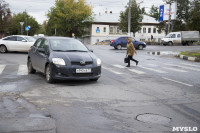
17,36,25,41
177,34,181,38
24,36,36,42
120,37,127,41
171,34,176,38
39,39,49,52
34,39,43,48
3,36,17,41
50,39,88,52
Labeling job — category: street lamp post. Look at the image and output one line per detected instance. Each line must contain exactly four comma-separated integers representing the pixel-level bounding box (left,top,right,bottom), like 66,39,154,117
167,0,172,34
128,0,131,36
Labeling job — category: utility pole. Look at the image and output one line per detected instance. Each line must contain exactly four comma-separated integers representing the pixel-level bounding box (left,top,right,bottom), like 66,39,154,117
167,0,172,34
128,0,131,36
25,9,28,35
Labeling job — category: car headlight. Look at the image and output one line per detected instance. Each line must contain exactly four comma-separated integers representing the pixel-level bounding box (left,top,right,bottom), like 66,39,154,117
97,58,101,66
52,58,66,66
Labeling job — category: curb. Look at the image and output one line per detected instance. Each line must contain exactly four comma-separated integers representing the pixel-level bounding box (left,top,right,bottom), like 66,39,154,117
147,51,161,55
147,51,178,55
177,54,199,62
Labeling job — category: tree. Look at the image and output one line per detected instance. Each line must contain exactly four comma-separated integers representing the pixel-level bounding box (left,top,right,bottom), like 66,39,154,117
9,12,40,36
46,0,93,37
0,0,12,37
119,0,143,35
187,0,200,32
148,5,159,21
172,0,190,31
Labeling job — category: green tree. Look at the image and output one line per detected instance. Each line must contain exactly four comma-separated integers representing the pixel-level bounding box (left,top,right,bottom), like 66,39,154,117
173,0,190,31
46,0,93,37
119,0,143,35
148,5,159,21
0,0,12,37
9,12,39,36
187,0,200,32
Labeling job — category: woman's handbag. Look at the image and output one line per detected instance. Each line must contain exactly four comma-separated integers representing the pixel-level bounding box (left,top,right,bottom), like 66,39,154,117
124,55,128,63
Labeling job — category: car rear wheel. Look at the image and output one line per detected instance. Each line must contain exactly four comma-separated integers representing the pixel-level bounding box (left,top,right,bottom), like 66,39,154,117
138,45,144,50
0,45,7,53
27,59,36,74
45,64,54,83
117,44,122,50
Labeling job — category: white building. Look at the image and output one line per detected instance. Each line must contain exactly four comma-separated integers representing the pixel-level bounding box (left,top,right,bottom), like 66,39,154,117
83,12,165,45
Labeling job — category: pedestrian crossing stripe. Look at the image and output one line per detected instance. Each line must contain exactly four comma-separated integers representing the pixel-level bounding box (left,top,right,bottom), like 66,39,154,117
17,65,28,75
162,67,188,72
138,65,167,74
113,64,145,74
0,65,6,74
165,63,200,72
102,66,123,75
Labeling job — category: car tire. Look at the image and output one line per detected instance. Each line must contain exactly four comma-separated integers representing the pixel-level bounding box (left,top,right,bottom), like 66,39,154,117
0,45,7,53
90,78,98,81
114,46,117,49
27,59,36,74
45,64,54,83
168,42,173,46
117,44,122,50
138,45,144,50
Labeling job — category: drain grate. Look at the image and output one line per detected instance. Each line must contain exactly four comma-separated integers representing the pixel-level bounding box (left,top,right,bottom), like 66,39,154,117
136,113,172,125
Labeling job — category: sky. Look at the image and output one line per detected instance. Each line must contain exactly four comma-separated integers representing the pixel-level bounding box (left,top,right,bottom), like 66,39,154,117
6,0,165,24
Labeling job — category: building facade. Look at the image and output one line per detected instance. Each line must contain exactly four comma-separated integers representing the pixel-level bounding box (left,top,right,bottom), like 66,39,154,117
83,13,165,45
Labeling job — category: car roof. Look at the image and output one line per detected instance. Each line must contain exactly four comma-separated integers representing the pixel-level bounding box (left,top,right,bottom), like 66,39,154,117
40,36,75,40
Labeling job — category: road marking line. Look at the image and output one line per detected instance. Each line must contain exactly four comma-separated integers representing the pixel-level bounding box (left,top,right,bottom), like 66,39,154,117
0,65,6,74
147,64,158,67
181,63,200,68
102,66,123,75
17,65,28,75
165,63,200,72
138,66,167,74
162,77,193,87
163,67,188,72
113,64,145,74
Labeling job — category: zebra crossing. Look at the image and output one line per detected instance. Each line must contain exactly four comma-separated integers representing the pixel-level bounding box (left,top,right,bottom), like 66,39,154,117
0,62,199,76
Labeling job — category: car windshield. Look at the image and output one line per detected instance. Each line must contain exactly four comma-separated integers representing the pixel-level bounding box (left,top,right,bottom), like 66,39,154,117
24,36,36,42
165,34,172,38
50,39,88,52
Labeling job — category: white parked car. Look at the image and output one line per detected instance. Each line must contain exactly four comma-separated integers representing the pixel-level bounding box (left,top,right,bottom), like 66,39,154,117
0,35,36,53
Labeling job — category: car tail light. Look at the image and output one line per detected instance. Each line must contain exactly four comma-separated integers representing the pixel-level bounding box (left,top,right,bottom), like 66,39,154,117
111,40,114,43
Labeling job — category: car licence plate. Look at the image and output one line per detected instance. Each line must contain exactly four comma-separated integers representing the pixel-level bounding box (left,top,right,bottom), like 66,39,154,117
76,68,91,73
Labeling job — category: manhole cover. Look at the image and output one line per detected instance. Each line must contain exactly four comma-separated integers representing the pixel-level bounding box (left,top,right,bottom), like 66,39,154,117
136,113,171,125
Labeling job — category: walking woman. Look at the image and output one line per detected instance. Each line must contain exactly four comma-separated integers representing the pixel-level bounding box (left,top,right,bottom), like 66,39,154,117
126,38,139,67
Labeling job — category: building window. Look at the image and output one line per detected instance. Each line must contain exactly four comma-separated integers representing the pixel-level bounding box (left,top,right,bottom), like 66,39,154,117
143,28,146,33
153,28,156,33
110,27,114,33
148,28,151,33
104,27,106,32
116,27,120,33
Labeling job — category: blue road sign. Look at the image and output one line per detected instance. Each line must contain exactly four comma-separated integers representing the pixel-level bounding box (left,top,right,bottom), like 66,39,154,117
159,5,164,22
25,26,29,31
96,27,100,34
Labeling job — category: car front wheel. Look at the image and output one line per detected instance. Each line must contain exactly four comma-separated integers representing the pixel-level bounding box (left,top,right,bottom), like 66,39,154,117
45,64,54,83
27,59,36,74
138,45,144,50
0,45,7,53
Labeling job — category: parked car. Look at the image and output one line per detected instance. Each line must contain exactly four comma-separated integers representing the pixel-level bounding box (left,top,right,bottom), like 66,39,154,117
0,35,36,53
27,36,101,83
110,36,146,50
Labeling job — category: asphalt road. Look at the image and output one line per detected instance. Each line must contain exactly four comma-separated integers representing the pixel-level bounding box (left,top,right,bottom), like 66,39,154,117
0,45,200,133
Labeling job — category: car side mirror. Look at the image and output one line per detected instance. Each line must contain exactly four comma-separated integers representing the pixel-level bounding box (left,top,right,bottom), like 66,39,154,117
90,50,93,52
22,40,27,42
38,48,45,53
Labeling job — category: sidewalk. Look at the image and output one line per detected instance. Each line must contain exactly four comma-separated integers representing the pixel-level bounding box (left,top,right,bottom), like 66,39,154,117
0,92,56,133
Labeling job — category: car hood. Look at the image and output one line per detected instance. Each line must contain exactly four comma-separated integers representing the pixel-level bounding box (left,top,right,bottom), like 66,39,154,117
52,52,95,62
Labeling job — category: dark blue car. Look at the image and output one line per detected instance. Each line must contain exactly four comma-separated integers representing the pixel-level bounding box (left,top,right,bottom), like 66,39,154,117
110,36,146,50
